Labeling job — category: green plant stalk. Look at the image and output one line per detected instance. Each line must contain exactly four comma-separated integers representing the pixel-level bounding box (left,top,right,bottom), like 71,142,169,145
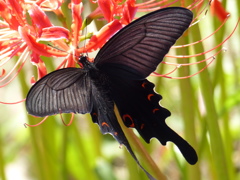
60,119,69,180
176,40,201,180
114,105,167,180
212,10,235,179
124,147,143,180
0,129,6,180
190,23,229,180
70,120,98,180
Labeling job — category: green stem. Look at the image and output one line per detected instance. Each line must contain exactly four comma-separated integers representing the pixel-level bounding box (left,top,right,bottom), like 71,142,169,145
190,22,229,180
176,39,201,180
0,129,6,180
212,10,235,179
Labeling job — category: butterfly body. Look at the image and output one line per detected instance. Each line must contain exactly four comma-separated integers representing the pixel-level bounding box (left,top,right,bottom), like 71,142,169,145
26,7,197,179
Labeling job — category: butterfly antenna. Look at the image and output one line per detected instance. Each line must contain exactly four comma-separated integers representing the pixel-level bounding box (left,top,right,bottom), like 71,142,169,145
47,43,67,53
60,113,74,126
24,116,49,127
82,16,89,58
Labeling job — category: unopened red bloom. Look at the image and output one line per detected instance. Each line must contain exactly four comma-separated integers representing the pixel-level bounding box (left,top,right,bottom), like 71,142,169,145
210,0,229,22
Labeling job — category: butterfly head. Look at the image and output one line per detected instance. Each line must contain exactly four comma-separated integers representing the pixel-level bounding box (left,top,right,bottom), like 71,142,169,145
78,55,95,70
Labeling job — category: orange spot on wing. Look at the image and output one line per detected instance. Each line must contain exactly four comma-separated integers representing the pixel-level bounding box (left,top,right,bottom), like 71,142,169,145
101,122,109,127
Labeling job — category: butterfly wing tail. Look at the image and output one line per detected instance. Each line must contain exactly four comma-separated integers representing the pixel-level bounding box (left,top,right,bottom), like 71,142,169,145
156,123,198,165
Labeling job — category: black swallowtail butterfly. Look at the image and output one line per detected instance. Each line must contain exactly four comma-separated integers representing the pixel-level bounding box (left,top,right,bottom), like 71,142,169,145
26,7,197,180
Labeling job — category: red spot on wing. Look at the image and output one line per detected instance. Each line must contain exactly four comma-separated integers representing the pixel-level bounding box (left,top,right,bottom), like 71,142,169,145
140,124,145,130
153,108,160,113
147,94,154,101
122,114,135,127
141,82,147,88
92,112,98,117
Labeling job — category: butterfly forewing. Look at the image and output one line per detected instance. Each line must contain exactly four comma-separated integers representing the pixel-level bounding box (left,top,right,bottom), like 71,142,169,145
95,7,193,79
26,68,92,117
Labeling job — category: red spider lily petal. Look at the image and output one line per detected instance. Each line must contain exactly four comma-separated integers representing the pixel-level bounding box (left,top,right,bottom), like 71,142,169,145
8,0,25,17
72,0,82,4
98,0,115,22
19,26,68,57
71,0,83,47
30,76,36,84
211,0,229,22
8,0,26,27
38,26,69,41
36,0,64,10
0,0,25,30
86,7,103,21
29,4,53,30
0,69,6,77
30,53,47,79
77,19,122,53
120,0,137,25
64,54,76,68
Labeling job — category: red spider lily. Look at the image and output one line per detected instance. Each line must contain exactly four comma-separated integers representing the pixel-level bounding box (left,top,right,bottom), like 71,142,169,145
0,0,69,88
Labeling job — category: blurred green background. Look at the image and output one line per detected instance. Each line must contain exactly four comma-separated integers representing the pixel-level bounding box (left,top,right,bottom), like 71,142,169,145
0,0,239,180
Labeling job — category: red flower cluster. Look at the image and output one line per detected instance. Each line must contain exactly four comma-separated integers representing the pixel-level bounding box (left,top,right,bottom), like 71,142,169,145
0,0,140,85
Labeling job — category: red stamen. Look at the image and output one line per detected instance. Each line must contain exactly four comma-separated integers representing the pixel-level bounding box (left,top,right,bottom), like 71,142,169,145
0,99,25,104
24,116,49,127
137,0,180,12
172,15,229,49
61,113,75,126
0,48,29,87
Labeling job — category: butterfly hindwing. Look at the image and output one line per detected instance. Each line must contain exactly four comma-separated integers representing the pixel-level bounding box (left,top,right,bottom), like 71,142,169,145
26,68,92,117
108,76,197,164
89,73,156,180
96,7,193,79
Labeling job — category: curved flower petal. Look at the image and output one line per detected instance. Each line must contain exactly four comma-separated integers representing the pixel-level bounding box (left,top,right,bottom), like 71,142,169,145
0,0,26,30
98,0,115,22
36,0,64,10
120,0,138,25
71,0,83,47
30,53,47,79
38,26,69,41
19,26,68,57
28,4,53,29
77,19,122,53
